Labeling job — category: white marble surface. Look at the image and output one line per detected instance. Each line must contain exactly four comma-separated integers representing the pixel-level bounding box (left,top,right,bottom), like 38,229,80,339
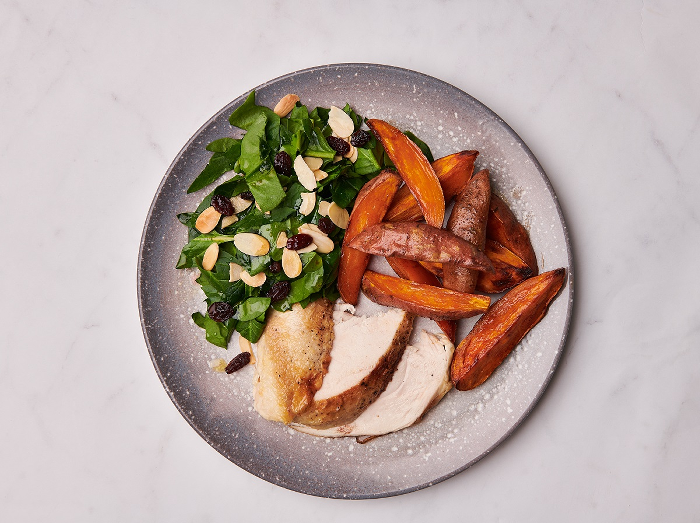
1,0,698,520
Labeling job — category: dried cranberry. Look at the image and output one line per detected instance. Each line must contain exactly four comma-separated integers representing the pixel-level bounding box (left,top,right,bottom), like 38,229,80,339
350,130,371,147
266,281,291,302
273,151,292,176
269,260,282,273
327,136,350,156
317,216,336,235
225,352,250,374
211,194,235,216
286,233,313,250
208,301,236,322
239,190,255,201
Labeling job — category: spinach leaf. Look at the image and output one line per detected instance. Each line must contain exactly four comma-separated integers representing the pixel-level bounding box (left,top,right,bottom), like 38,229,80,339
239,113,267,175
305,127,336,159
352,148,381,175
343,103,362,131
331,177,365,209
192,312,236,348
404,131,434,163
195,266,230,303
236,318,265,343
245,167,286,211
206,137,239,153
232,207,271,232
176,233,236,269
213,177,248,198
187,140,241,193
273,265,324,311
224,280,246,305
238,297,271,321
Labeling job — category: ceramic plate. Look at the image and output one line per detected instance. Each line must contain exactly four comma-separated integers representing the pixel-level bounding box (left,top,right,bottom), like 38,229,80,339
138,63,574,499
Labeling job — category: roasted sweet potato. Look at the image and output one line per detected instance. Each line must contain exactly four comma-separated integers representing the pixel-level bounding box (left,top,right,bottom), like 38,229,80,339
348,222,493,272
476,240,535,293
386,257,457,342
451,268,566,390
487,194,538,274
337,170,402,305
385,150,478,222
362,270,490,321
366,119,445,228
420,261,443,278
443,169,491,293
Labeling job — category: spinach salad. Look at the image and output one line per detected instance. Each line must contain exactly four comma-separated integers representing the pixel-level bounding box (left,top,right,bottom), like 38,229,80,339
176,91,433,348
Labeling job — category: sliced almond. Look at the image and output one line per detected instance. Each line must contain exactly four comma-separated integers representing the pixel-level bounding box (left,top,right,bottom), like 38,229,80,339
240,270,266,287
231,195,253,213
303,156,323,171
221,215,239,228
348,147,358,163
313,169,328,181
202,243,219,271
273,93,300,117
209,358,228,372
276,231,288,249
229,262,243,282
328,106,355,138
299,224,335,254
195,206,221,233
293,155,317,191
318,201,331,217
296,242,318,254
328,202,350,229
282,248,302,278
238,335,256,365
332,155,342,164
234,233,270,256
299,192,316,216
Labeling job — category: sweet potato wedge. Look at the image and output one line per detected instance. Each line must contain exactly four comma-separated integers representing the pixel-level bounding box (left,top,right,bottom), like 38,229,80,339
366,119,445,228
385,150,478,223
338,170,402,305
487,194,538,274
420,261,443,278
476,240,535,293
348,222,493,272
451,268,566,390
443,169,491,293
386,257,457,342
362,270,490,321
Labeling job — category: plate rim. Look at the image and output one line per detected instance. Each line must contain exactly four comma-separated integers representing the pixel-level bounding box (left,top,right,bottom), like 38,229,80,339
137,62,574,499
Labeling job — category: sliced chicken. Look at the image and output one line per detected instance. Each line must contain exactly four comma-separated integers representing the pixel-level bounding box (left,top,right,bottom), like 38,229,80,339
294,330,454,438
253,299,334,423
292,307,414,429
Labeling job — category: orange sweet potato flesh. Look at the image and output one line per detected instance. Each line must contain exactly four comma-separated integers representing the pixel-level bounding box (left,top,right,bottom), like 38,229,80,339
386,257,457,342
451,268,566,390
362,270,490,321
366,119,445,228
443,169,491,293
476,240,535,294
385,150,478,223
338,170,402,305
487,194,538,274
348,222,493,272
420,261,443,278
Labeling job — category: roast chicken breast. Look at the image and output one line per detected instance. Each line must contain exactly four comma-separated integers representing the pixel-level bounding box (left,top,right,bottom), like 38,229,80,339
294,330,454,438
253,299,334,423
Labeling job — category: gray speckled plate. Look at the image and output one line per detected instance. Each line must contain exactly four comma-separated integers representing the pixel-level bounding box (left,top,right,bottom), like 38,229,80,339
138,63,573,499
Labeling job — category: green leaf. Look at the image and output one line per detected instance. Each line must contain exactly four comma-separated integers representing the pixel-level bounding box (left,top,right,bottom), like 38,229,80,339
404,131,434,163
195,266,230,303
224,280,246,305
187,141,241,193
239,113,267,175
236,319,265,343
273,266,324,311
176,233,236,269
245,167,286,211
352,148,381,175
192,312,235,348
206,137,239,153
342,103,362,131
238,297,271,321
305,127,336,159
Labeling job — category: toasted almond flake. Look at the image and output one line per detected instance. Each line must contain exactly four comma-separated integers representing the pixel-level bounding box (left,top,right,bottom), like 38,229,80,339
333,155,342,163
221,215,239,228
195,206,221,233
209,358,228,372
202,243,219,271
238,336,256,364
231,195,253,213
303,156,323,171
282,248,302,278
273,93,300,117
343,143,356,159
234,233,270,256
240,270,266,287
296,242,318,254
276,231,288,248
328,106,355,138
299,192,316,216
318,201,331,217
349,147,358,163
293,155,317,191
299,224,334,254
328,202,350,229
229,262,243,282
313,169,328,181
